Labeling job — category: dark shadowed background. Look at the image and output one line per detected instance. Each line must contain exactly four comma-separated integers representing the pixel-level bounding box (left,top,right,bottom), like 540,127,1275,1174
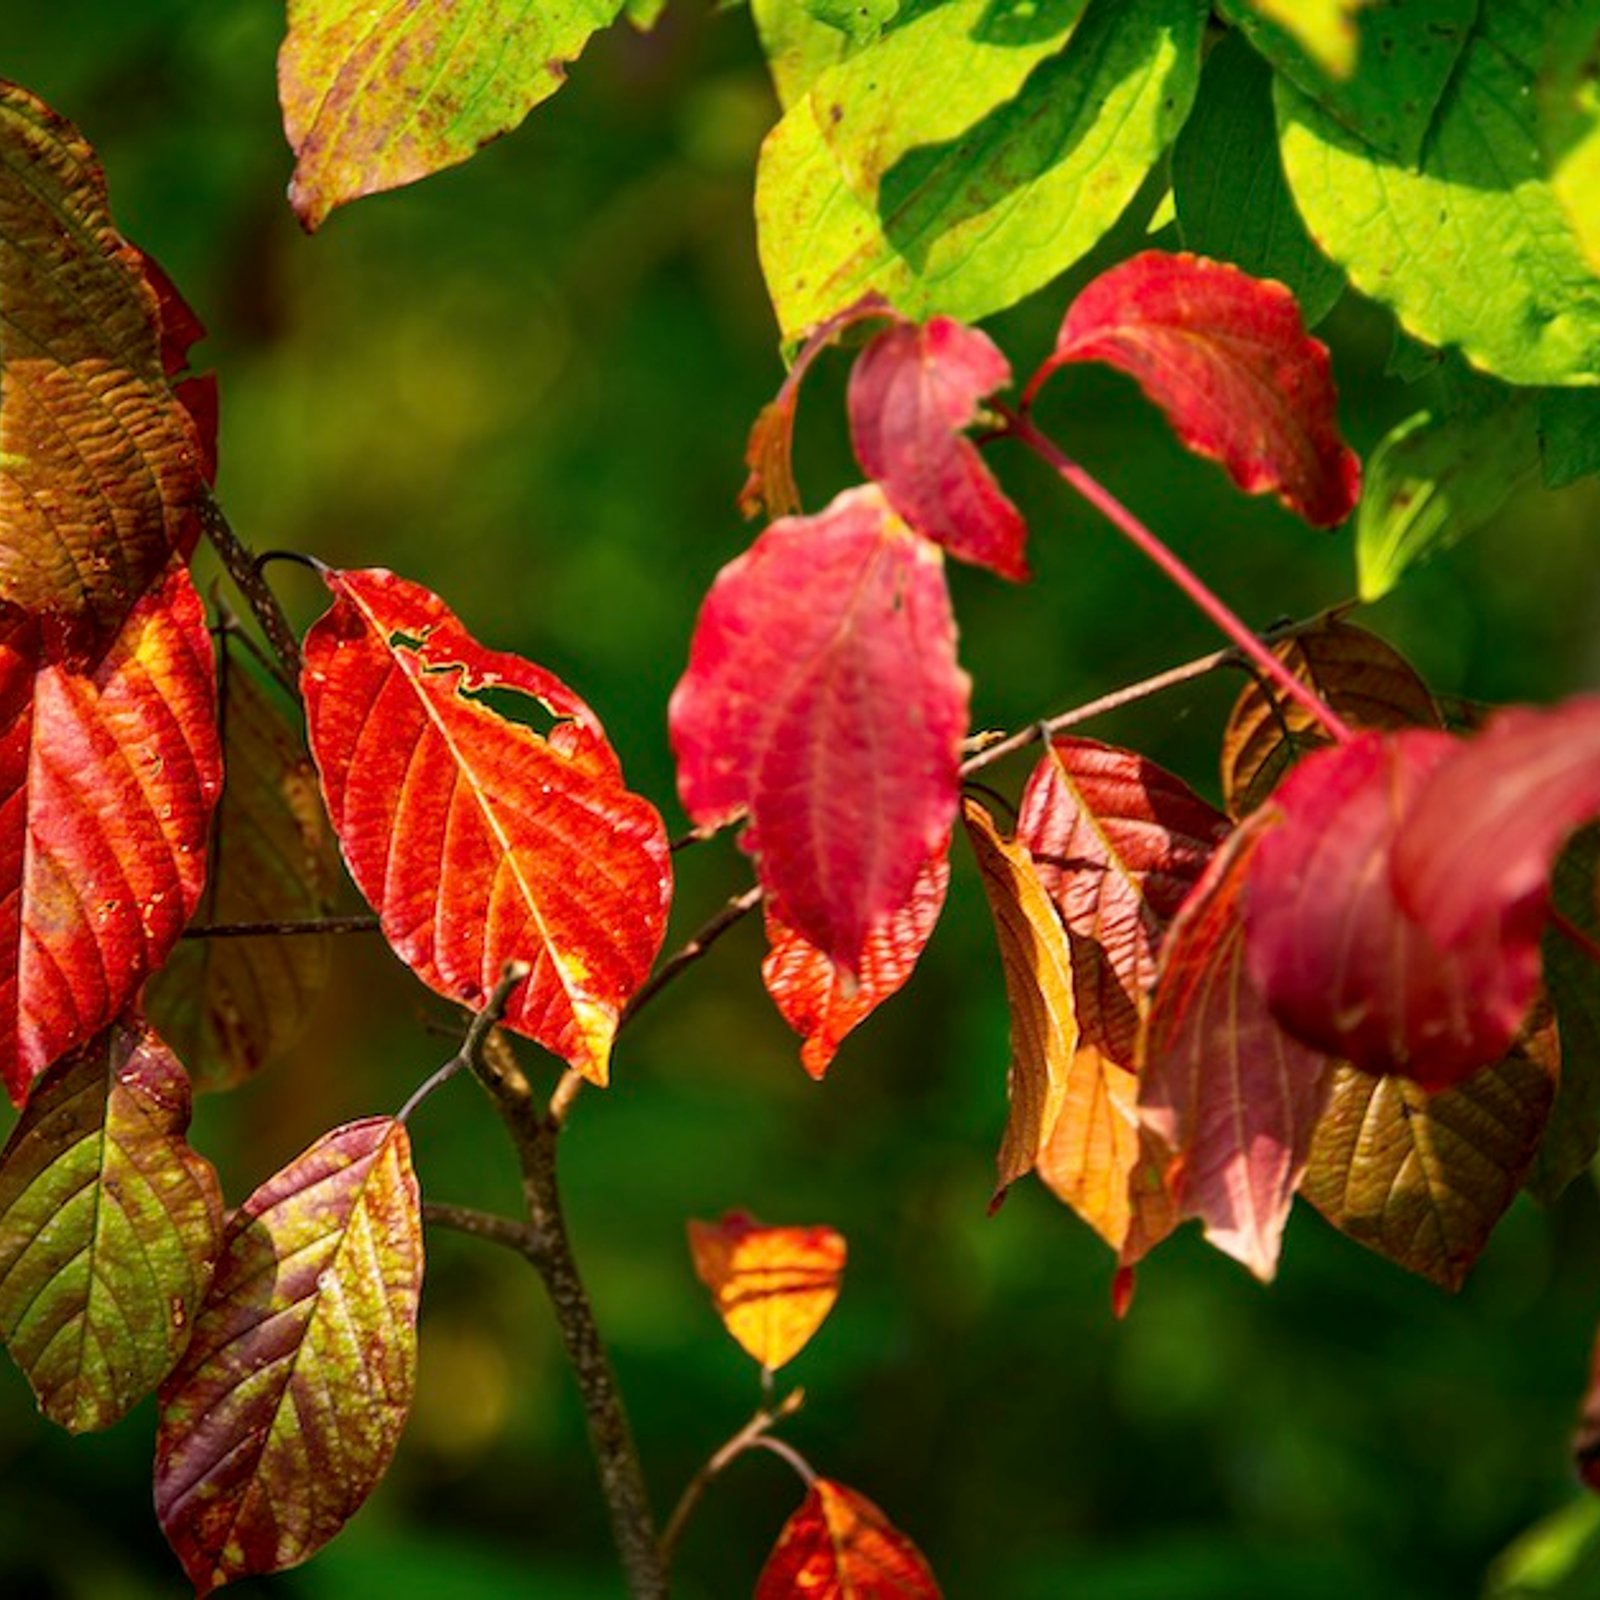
3,3,1600,1597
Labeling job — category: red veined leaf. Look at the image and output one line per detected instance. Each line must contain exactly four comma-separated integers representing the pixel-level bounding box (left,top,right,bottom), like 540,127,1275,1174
687,1212,846,1371
301,568,671,1086
762,848,949,1079
1027,251,1361,527
1132,814,1335,1281
154,1116,422,1595
1220,617,1441,817
741,293,896,521
148,639,340,1092
1245,730,1540,1089
756,1478,942,1600
962,799,1081,1200
846,317,1029,581
0,82,211,659
0,1018,223,1432
132,245,219,485
1017,737,1231,1073
0,562,221,1105
670,485,969,971
1300,1011,1558,1291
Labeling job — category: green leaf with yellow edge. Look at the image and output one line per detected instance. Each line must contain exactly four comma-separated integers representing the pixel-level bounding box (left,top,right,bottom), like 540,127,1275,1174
147,640,341,1092
0,1021,223,1433
1221,0,1364,81
1529,827,1600,1202
278,0,626,231
1539,389,1600,489
1300,1018,1558,1290
755,0,1205,340
962,798,1080,1201
1222,0,1474,162
751,0,855,108
1278,0,1600,386
1538,2,1600,281
1356,394,1540,601
154,1116,422,1595
1172,33,1344,327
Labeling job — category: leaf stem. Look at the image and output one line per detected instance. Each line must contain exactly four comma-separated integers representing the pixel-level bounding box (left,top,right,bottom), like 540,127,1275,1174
997,407,1353,744
747,1433,818,1487
660,1388,806,1571
1552,907,1600,970
198,493,304,686
396,961,529,1123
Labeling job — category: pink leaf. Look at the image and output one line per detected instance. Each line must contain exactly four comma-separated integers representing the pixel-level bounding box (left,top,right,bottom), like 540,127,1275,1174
847,318,1029,581
1244,730,1525,1090
670,485,969,970
1133,814,1335,1281
762,847,949,1079
1028,251,1361,527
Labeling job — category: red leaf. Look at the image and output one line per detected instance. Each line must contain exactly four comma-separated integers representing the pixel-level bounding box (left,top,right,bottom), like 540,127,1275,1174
756,1479,942,1599
670,486,969,970
154,1117,421,1594
132,247,219,486
1132,815,1335,1280
741,293,896,521
762,848,949,1079
1245,730,1535,1089
0,563,221,1104
1028,251,1361,527
1016,737,1231,1073
847,318,1028,581
301,568,671,1085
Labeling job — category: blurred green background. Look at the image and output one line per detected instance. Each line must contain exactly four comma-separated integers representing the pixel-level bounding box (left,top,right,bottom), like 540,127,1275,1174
3,3,1600,1596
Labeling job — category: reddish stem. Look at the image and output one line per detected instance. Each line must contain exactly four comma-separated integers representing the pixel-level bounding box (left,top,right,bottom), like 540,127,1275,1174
1000,409,1353,744
1553,907,1600,970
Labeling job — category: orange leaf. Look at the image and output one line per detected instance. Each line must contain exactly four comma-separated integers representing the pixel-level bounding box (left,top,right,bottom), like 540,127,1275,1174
756,1479,941,1599
687,1212,845,1371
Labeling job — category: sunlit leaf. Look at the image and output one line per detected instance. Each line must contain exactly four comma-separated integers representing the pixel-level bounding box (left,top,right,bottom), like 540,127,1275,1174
1538,4,1600,282
671,485,967,971
0,562,221,1105
1277,3,1600,386
1356,397,1540,602
1220,616,1440,818
278,0,626,231
755,0,1204,338
1486,1495,1600,1599
302,567,671,1086
1223,0,1474,159
846,317,1027,580
756,1478,941,1599
687,1212,845,1371
762,849,949,1080
148,639,340,1092
0,1019,222,1432
963,799,1080,1200
1301,1016,1558,1290
0,83,210,659
154,1117,422,1595
1030,252,1361,527
1171,35,1344,328
1134,815,1335,1280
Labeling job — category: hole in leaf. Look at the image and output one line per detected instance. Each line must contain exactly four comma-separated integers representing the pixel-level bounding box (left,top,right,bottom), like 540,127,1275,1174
460,682,567,739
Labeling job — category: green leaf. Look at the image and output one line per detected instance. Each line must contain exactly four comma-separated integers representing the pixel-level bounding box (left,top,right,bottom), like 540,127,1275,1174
1487,1497,1600,1598
146,639,341,1093
0,1021,223,1433
279,0,627,230
625,0,669,27
1538,2,1600,281
1539,388,1600,489
1278,0,1600,386
1300,1022,1558,1291
756,0,1206,340
1528,827,1600,1202
154,1116,422,1595
1222,0,1475,163
1355,393,1540,600
1172,33,1344,327
751,0,858,107
1218,0,1364,80
802,0,899,43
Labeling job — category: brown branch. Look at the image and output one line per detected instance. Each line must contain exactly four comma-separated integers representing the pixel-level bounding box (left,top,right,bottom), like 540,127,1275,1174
199,492,304,686
181,914,381,939
617,884,765,1031
660,1388,806,1572
422,1201,541,1260
398,961,529,1122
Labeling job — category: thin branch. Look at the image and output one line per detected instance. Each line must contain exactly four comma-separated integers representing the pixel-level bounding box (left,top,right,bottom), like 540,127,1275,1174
618,884,765,1031
422,1201,542,1261
182,914,381,940
746,1433,817,1487
1553,907,1600,970
397,960,530,1122
998,407,1354,744
660,1388,806,1571
199,493,303,686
